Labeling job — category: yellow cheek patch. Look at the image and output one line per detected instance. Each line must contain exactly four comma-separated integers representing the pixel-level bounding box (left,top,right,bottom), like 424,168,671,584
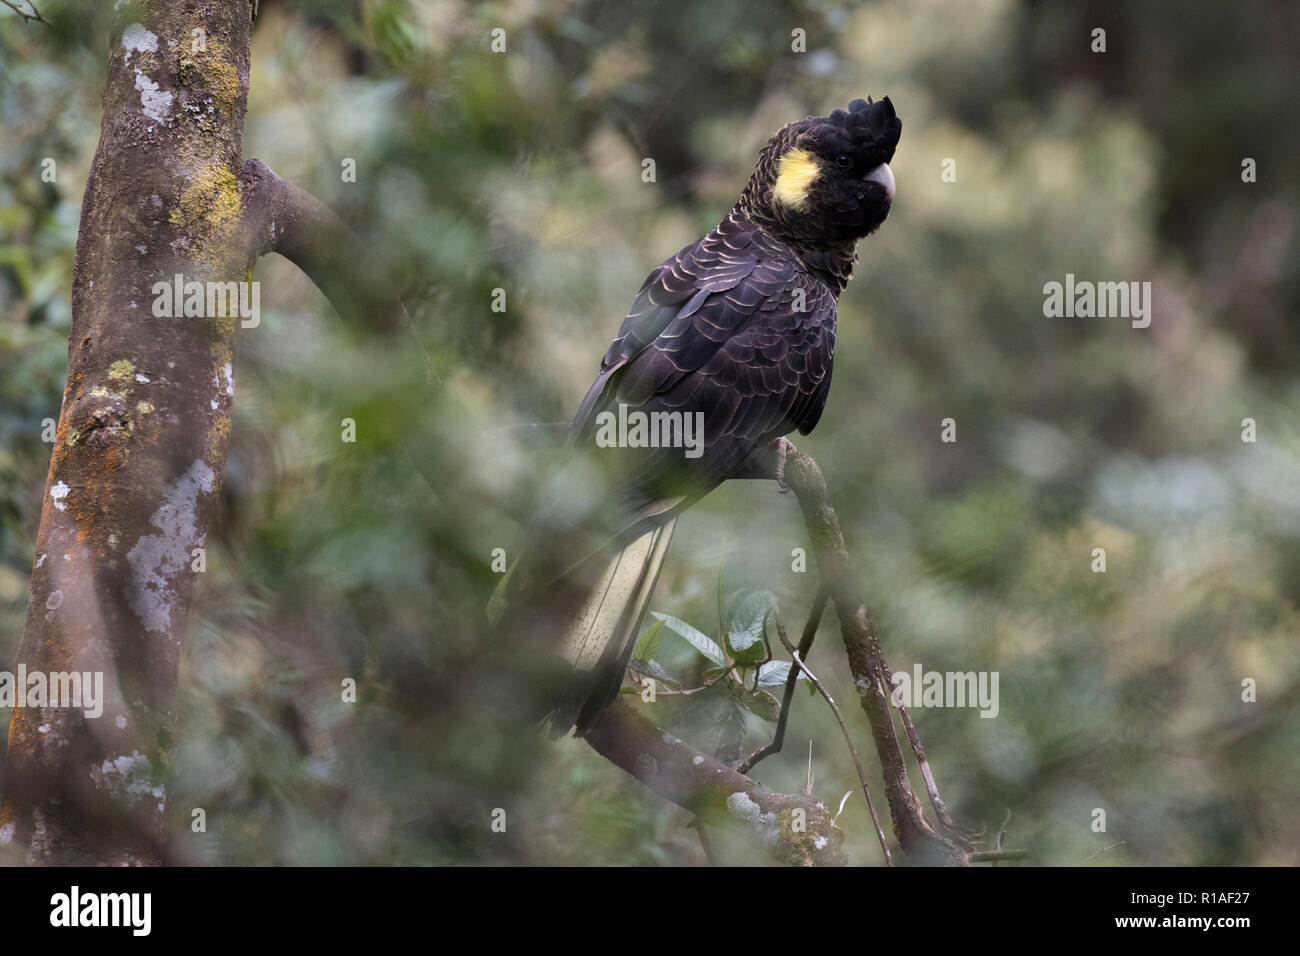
773,148,820,208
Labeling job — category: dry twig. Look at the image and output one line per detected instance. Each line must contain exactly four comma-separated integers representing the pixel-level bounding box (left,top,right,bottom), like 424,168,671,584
768,606,892,865
1,1,47,24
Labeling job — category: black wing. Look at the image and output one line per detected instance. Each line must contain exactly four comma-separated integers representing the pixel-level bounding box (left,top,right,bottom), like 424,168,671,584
571,210,837,526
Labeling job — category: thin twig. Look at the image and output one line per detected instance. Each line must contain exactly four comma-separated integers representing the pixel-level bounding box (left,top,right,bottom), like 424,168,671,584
896,699,964,833
715,544,727,650
993,808,1012,865
1,0,47,23
1085,840,1127,862
967,812,1031,864
969,848,1031,863
768,607,892,866
752,608,774,692
689,818,718,866
738,586,828,773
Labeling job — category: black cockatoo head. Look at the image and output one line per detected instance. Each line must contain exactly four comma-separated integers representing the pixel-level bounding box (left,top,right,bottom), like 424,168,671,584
743,96,901,248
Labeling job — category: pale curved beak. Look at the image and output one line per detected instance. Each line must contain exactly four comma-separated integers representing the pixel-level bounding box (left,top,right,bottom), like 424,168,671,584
865,162,895,199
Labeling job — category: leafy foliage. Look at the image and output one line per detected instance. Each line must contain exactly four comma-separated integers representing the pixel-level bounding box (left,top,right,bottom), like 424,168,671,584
1,0,1297,865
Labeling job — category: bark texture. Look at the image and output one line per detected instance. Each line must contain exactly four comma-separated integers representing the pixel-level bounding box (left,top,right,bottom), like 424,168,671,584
1,0,258,864
782,451,969,865
582,699,846,866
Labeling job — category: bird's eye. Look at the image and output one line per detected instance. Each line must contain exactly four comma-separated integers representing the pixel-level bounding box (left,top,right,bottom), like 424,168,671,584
835,154,852,169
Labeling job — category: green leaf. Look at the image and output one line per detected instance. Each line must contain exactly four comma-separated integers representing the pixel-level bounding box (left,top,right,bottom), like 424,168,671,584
756,660,809,687
370,1,420,67
632,619,664,662
726,590,777,665
627,656,680,688
652,612,727,667
726,629,766,665
715,696,749,763
741,687,781,722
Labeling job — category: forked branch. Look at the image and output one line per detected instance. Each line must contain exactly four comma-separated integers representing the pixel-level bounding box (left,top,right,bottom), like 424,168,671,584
780,450,970,865
1,1,48,25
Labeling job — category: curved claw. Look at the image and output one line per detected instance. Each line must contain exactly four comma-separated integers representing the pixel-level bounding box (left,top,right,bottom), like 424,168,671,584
774,437,797,494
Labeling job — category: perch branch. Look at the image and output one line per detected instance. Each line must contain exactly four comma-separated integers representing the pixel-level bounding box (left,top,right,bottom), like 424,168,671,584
581,698,845,866
236,160,586,532
780,449,970,865
236,158,437,381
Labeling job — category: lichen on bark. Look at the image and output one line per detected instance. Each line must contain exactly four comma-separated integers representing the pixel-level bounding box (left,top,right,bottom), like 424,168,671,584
0,0,257,865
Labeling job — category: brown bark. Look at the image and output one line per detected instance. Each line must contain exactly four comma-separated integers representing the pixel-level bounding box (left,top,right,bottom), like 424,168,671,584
782,451,969,865
0,0,260,864
582,699,846,865
234,157,439,384
0,0,452,864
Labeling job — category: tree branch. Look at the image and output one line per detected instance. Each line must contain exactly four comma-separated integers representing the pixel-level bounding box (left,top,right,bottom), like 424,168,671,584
737,585,827,773
970,848,1031,863
234,159,530,521
236,158,437,381
580,698,846,866
781,450,970,865
1,0,47,25
767,606,892,865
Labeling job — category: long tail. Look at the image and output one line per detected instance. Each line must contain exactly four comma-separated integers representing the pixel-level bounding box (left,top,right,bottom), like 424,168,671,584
490,516,677,734
559,517,676,731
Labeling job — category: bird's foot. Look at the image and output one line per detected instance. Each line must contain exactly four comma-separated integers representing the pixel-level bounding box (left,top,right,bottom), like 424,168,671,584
730,436,799,488
773,437,796,494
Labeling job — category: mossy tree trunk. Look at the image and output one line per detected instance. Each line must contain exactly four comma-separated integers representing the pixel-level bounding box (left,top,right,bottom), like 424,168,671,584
0,0,259,865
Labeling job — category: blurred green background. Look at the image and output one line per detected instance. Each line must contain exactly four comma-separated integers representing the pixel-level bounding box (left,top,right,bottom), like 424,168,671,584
1,0,1297,865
